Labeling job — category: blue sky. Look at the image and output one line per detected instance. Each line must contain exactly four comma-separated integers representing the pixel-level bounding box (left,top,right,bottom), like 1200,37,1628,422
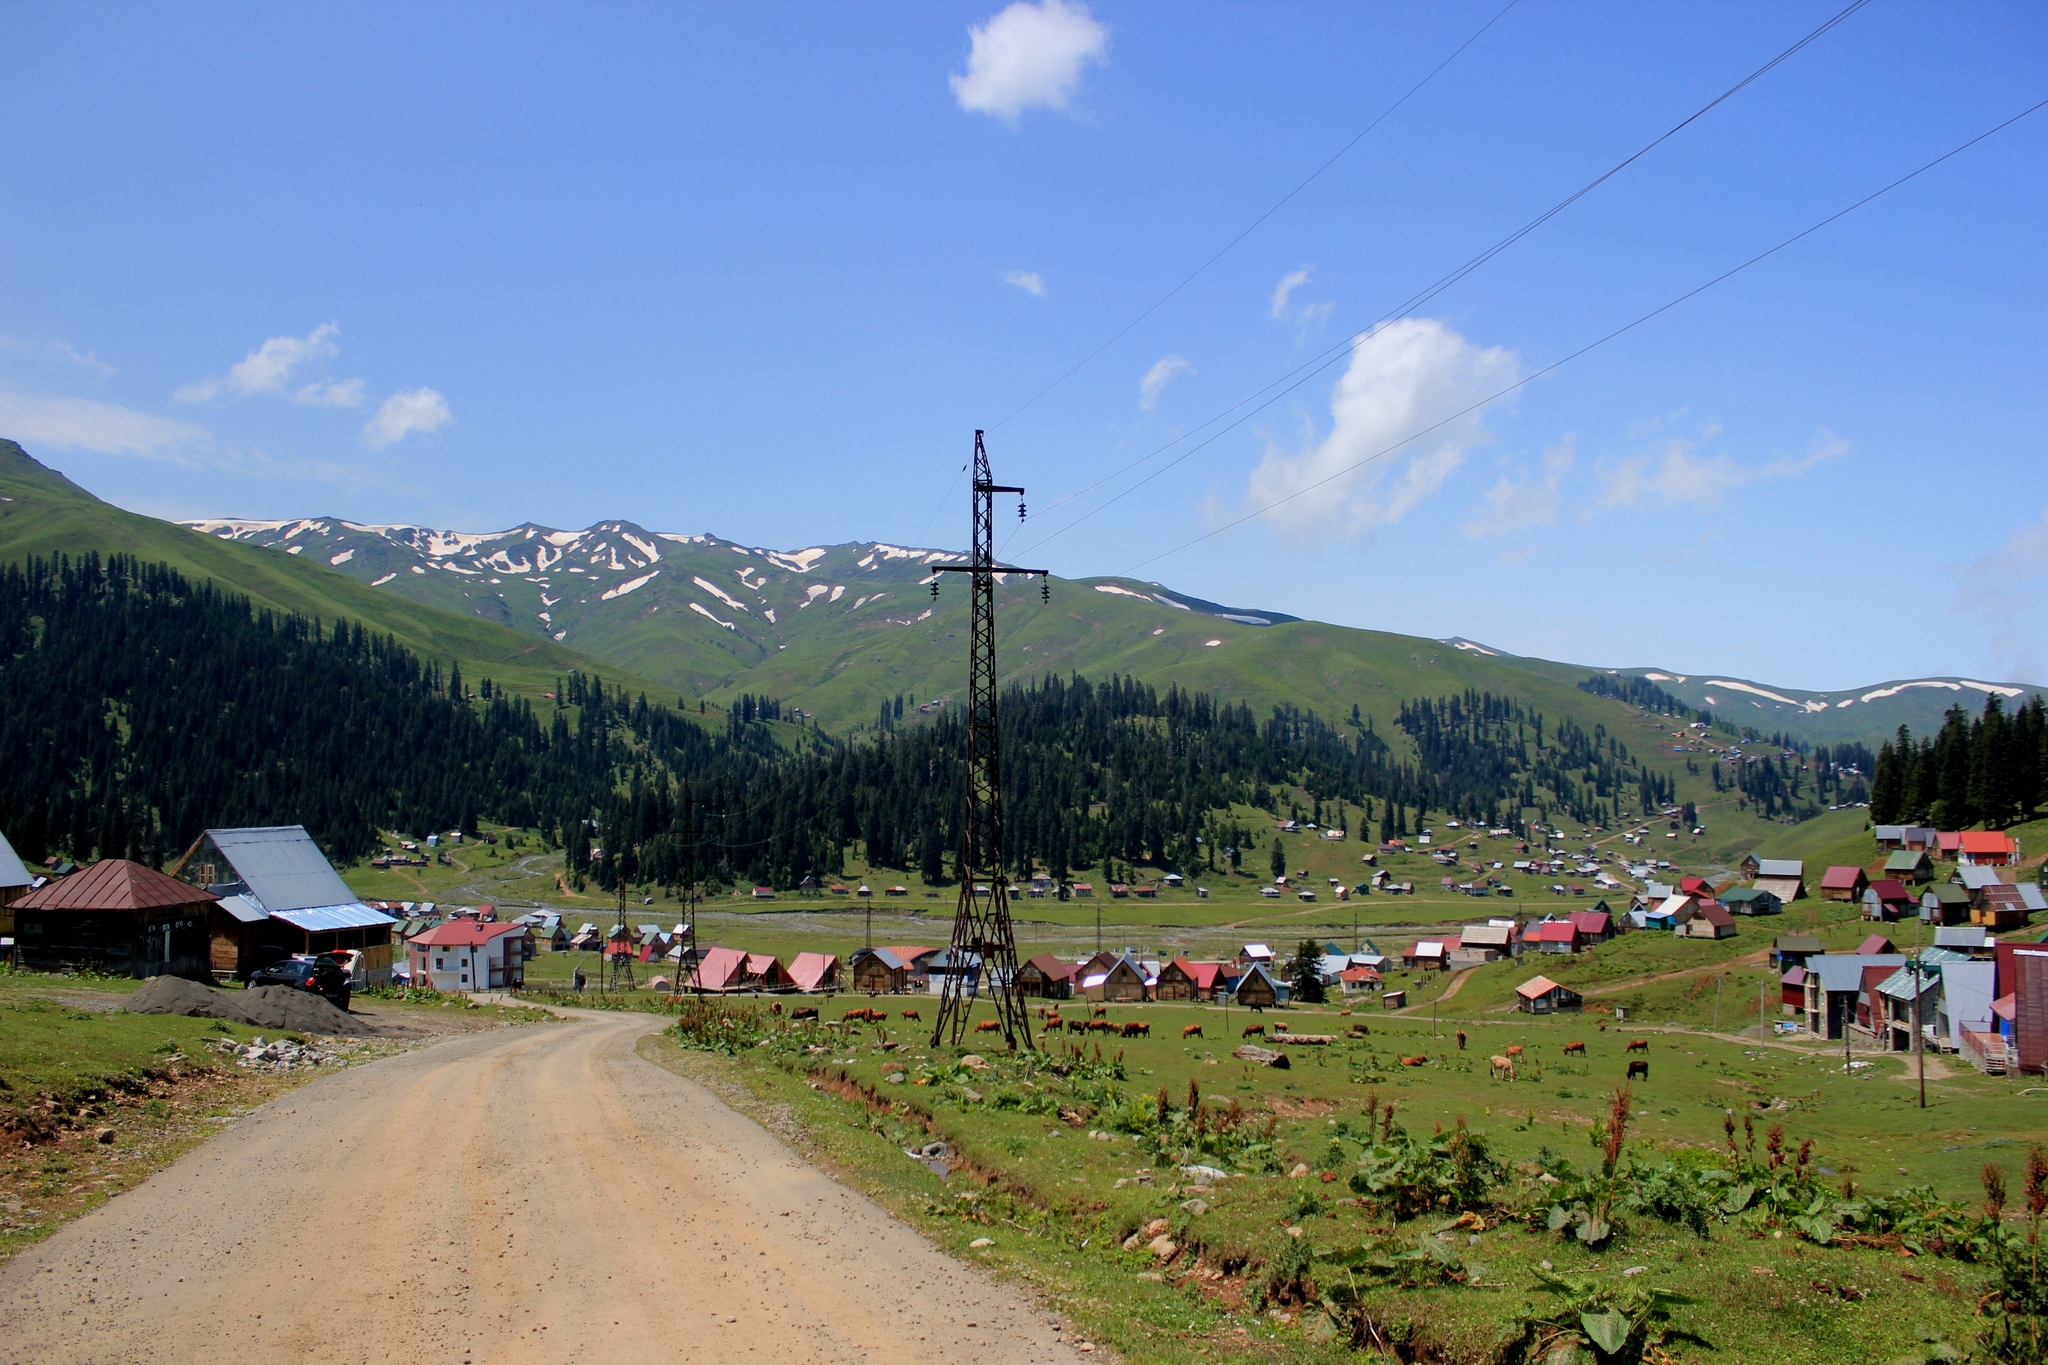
2,1,2043,689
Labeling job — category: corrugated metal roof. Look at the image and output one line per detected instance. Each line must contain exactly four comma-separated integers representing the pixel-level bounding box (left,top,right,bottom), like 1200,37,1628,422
0,830,31,890
201,826,356,912
214,893,268,925
269,902,399,933
15,859,217,912
1809,954,1904,992
1940,961,1997,1048
1754,859,1804,878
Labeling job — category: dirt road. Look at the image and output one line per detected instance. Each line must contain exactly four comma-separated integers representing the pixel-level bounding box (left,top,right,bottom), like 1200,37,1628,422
0,1011,1088,1365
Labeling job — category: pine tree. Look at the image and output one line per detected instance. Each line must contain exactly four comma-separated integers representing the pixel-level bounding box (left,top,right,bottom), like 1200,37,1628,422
1270,836,1288,882
1288,939,1326,1004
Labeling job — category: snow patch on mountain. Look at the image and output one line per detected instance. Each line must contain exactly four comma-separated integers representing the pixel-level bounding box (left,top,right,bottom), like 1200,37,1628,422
601,571,659,601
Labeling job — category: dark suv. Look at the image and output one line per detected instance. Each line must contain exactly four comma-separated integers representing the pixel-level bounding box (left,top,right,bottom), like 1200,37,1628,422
248,954,352,1011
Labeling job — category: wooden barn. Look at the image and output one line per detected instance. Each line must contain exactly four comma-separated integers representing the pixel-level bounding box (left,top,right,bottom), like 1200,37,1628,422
13,859,216,979
1515,974,1583,1014
1081,953,1148,1003
1155,958,1226,1001
1015,953,1077,999
1230,963,1280,1009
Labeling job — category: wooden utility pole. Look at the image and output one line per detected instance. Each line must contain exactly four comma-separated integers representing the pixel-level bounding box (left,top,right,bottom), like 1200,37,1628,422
928,431,1047,1052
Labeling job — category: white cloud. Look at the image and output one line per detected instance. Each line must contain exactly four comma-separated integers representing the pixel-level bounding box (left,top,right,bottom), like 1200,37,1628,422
0,336,115,380
1591,429,1847,513
175,322,365,407
1243,318,1519,542
1002,269,1046,296
1138,354,1190,409
1954,505,2048,679
0,390,210,459
363,387,452,448
1461,438,1575,542
950,0,1108,123
1269,267,1312,319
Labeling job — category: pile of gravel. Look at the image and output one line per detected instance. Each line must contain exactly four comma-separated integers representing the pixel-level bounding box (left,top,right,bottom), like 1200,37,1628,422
203,1034,352,1071
127,975,375,1037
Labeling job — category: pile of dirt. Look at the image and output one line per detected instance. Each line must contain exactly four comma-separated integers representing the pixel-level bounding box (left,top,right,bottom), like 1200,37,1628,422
126,976,375,1037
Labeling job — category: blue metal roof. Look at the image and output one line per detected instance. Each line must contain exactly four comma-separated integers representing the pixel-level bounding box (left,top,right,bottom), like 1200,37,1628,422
0,829,31,890
200,826,356,913
269,902,399,932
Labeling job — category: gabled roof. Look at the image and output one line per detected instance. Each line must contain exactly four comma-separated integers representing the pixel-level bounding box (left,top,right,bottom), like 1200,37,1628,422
1875,966,1940,1000
1923,882,1970,904
1865,879,1913,902
189,826,355,913
787,952,838,991
1458,923,1516,948
271,903,398,933
1808,954,1905,992
1516,975,1568,999
410,918,526,947
1857,933,1895,955
213,892,269,925
0,830,31,890
851,947,907,971
1023,952,1079,981
881,945,939,966
15,858,217,912
1958,831,2016,855
1781,966,1806,987
1526,920,1577,943
1753,858,1804,878
1775,935,1825,954
691,945,748,990
1568,910,1611,936
1338,966,1382,983
1230,963,1280,996
1957,867,2004,891
1820,865,1867,890
1934,925,1991,949
1884,850,1931,870
1694,904,1735,928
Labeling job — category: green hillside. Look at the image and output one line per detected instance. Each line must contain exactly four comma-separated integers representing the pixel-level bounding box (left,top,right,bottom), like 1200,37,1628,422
0,441,669,703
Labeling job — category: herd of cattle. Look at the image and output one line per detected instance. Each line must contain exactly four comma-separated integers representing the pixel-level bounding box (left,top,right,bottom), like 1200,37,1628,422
764,998,1655,1079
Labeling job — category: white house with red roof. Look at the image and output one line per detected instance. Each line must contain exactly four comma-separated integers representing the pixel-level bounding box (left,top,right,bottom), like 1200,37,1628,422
409,918,529,991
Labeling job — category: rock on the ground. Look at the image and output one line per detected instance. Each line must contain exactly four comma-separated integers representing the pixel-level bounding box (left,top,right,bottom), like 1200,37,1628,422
1231,1044,1288,1068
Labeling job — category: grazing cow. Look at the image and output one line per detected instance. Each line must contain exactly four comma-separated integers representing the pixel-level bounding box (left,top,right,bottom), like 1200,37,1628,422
1347,1023,1370,1037
1242,1024,1265,1039
1626,1058,1649,1081
1091,1005,1108,1018
1182,1024,1203,1039
770,1002,783,1016
1625,1039,1649,1054
792,1007,819,1022
1120,1022,1150,1039
1488,1055,1516,1082
1456,1029,1467,1051
1270,1022,1289,1033
1563,1041,1586,1056
1505,1045,1524,1060
974,1020,1002,1033
1400,1055,1427,1067
1045,1014,1063,1032
901,1009,921,1022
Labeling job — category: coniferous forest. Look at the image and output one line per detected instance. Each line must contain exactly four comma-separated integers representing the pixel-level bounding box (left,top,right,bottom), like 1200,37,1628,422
1,553,1691,890
1867,698,2048,829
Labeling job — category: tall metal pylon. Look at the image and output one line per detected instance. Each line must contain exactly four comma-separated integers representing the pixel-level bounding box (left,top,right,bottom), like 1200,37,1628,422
929,431,1047,1051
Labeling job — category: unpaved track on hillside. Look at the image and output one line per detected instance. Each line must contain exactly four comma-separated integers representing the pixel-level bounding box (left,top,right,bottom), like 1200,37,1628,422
0,1011,1087,1365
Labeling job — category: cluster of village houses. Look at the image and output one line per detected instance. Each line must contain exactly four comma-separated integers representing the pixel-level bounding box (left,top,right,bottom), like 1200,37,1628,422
0,817,2040,1076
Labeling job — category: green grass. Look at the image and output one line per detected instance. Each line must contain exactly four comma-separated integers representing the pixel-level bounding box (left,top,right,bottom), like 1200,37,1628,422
655,993,2043,1364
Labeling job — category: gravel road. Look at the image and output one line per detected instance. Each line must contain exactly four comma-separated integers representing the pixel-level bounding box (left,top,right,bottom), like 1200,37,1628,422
0,1010,1090,1364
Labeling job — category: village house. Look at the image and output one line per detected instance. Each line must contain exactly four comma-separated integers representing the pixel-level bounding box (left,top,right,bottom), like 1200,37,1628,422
1154,957,1225,1002
1678,903,1737,939
1874,961,1944,1051
1780,965,1808,1013
788,952,838,993
1975,881,2043,931
1080,952,1149,1003
925,946,982,995
1449,921,1516,968
1874,825,1939,851
848,946,912,994
1818,865,1870,903
1937,958,1999,1058
1748,858,1807,903
1957,831,2019,867
1860,879,1918,922
1570,908,1614,943
1016,953,1078,999
1773,934,1826,972
13,859,215,979
1230,962,1282,1009
1803,953,1906,1039
1934,925,1995,959
409,918,529,992
171,825,398,983
1921,882,1972,925
1338,964,1383,994
1523,919,1580,955
1402,939,1449,971
1719,886,1783,916
1884,849,1934,885
0,830,33,938
1514,975,1582,1014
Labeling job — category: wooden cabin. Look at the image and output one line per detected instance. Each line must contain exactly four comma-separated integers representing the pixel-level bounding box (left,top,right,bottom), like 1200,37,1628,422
13,859,216,980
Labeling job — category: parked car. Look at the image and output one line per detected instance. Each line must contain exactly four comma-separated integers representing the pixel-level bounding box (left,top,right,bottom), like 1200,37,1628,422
249,954,351,1010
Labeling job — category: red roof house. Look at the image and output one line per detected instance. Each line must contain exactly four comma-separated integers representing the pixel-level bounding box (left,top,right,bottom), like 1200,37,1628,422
1820,865,1870,901
788,951,838,993
1568,909,1613,942
1525,919,1581,954
1958,831,2019,866
408,918,529,991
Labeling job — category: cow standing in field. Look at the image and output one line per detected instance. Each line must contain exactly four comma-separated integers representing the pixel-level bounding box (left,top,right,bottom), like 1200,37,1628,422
1182,1024,1203,1039
900,1009,921,1023
1625,1039,1649,1054
1489,1055,1516,1082
1242,1024,1265,1039
1626,1059,1649,1081
974,1020,1002,1033
1120,1022,1150,1038
1563,1041,1586,1056
1092,1005,1108,1018
1505,1045,1524,1060
1456,1030,1467,1051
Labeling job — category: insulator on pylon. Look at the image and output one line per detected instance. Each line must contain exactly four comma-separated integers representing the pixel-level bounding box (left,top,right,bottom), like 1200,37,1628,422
1018,501,1027,521
1041,579,1050,604
930,579,940,599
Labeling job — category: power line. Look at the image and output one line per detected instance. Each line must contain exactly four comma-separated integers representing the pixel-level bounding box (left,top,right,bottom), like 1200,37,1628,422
1115,95,2048,577
989,0,1522,433
1002,0,1874,560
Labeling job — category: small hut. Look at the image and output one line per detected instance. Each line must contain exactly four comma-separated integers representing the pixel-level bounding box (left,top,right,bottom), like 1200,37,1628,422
1230,963,1280,1009
1514,975,1583,1014
13,859,216,979
1015,953,1077,999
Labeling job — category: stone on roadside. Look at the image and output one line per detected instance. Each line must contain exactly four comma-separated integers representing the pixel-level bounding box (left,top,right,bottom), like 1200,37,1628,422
969,1237,994,1249
1148,1235,1179,1260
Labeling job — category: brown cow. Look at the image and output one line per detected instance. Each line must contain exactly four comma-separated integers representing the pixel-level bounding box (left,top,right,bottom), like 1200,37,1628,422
1270,1021,1289,1032
1182,1024,1203,1039
770,1002,783,1016
1045,1014,1063,1032
792,1007,819,1022
1400,1055,1427,1067
901,1009,921,1022
1120,1022,1150,1039
1091,1005,1108,1018
974,1020,1002,1033
1625,1038,1649,1054
1563,1041,1586,1056
1626,1058,1649,1081
1455,1029,1467,1051
1242,1024,1265,1039
1488,1055,1516,1082
1505,1044,1524,1059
